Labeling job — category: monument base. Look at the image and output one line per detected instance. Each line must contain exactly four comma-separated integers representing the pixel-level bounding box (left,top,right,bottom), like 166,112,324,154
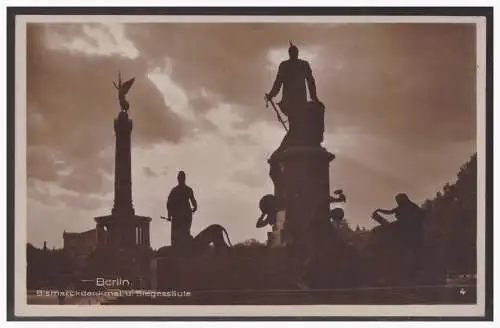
267,210,286,247
95,213,152,249
268,146,335,252
79,213,154,288
84,245,154,289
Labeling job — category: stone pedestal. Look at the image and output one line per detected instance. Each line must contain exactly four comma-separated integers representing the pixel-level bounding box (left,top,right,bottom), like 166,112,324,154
95,214,151,249
267,210,286,248
268,146,335,252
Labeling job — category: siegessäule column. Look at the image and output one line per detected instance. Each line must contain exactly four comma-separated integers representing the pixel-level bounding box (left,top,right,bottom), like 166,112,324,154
112,110,135,217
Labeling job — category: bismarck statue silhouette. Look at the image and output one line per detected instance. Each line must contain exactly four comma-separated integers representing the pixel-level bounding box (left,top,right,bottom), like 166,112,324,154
113,72,135,112
265,42,325,149
265,42,330,213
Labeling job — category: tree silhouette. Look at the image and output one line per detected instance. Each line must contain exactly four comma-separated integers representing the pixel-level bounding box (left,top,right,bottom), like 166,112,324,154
423,153,477,274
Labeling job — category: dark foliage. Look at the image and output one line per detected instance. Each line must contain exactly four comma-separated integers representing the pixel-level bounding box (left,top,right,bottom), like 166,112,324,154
422,153,477,274
26,244,73,289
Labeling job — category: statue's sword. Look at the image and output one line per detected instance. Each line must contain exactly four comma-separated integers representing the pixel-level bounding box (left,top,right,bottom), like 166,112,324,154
160,216,171,222
264,95,289,132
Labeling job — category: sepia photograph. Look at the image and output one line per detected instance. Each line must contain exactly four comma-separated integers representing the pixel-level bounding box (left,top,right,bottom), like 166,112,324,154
7,7,493,320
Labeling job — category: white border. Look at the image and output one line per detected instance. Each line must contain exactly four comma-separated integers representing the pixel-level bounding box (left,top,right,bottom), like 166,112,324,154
13,14,488,318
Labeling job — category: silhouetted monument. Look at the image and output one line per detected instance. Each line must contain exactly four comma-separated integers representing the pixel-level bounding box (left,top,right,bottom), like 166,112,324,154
266,42,318,109
161,170,232,254
366,193,429,282
166,171,198,249
265,42,325,150
265,43,335,255
113,72,135,112
94,74,151,250
371,193,426,252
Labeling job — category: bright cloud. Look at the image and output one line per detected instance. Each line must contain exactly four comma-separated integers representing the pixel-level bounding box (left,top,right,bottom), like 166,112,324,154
148,58,195,121
44,23,139,59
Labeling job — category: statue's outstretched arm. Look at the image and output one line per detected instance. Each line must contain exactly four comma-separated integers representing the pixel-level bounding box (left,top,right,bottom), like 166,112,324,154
375,208,396,215
256,213,270,228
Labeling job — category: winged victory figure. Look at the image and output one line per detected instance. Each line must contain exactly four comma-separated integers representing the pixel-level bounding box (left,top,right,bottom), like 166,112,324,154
113,72,135,112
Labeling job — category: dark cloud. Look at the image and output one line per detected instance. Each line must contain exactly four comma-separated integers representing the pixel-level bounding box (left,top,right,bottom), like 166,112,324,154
28,179,110,211
124,23,476,145
28,24,186,145
26,23,190,197
125,23,327,116
27,148,60,182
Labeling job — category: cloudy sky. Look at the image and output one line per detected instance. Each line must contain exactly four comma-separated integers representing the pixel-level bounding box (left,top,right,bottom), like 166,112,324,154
26,21,477,249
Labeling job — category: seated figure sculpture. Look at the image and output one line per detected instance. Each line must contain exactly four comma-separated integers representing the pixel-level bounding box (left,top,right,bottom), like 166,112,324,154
256,194,278,229
372,193,426,233
256,194,286,247
369,193,427,280
370,192,426,252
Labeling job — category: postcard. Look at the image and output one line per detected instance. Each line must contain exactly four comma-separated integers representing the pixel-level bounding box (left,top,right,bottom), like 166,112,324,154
8,8,492,320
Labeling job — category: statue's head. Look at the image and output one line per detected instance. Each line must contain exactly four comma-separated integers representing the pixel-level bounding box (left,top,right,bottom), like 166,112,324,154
288,41,299,59
177,171,186,185
395,193,410,206
257,194,277,227
259,194,276,215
